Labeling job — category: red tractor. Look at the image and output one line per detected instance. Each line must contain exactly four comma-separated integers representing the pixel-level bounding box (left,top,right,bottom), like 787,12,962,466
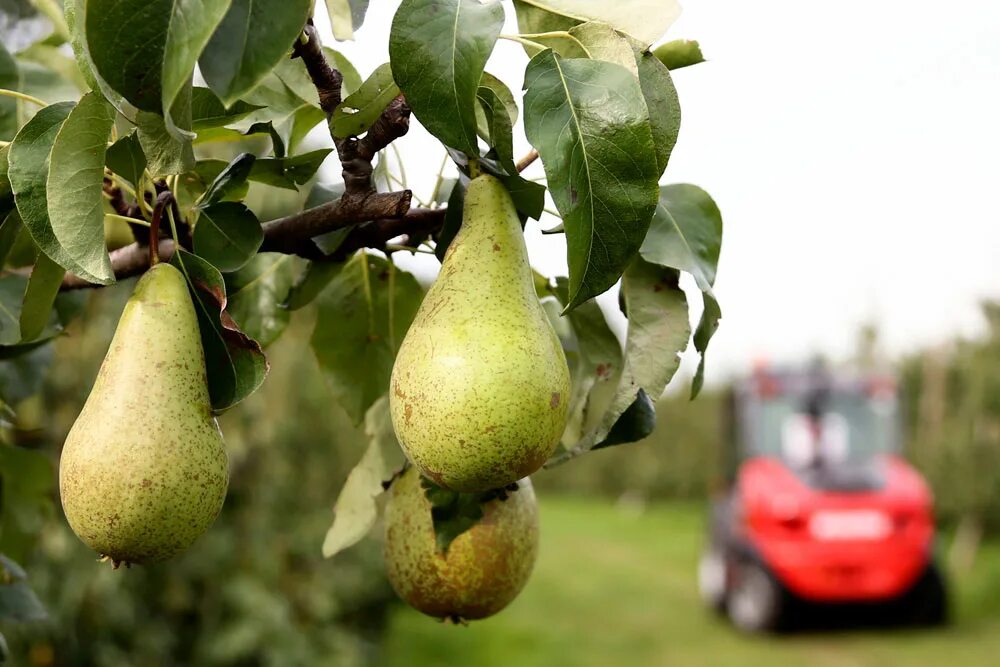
698,365,948,632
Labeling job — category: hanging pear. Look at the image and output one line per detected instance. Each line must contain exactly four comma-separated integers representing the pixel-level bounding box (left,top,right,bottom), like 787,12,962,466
390,174,571,492
59,263,228,566
383,467,539,621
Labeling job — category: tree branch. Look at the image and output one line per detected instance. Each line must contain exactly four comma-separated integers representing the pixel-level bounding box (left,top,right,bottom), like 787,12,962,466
59,200,446,290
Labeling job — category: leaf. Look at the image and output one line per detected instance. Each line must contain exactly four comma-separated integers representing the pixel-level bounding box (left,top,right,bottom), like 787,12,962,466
287,105,327,153
137,90,195,177
691,292,720,399
243,149,333,190
420,478,521,553
523,50,660,310
0,44,19,141
445,148,545,222
224,253,299,346
326,48,363,96
433,176,465,261
513,0,681,47
0,213,22,268
635,49,680,177
0,445,54,563
304,181,349,255
389,0,504,154
170,248,268,411
284,259,342,311
639,184,723,292
199,152,256,206
244,121,285,158
569,22,637,73
193,202,263,272
0,554,47,622
475,72,517,140
105,131,147,187
64,0,100,92
321,396,402,558
8,101,114,284
18,251,63,342
330,63,399,139
0,275,28,345
0,336,55,405
475,86,515,174
653,39,705,71
190,87,262,130
44,91,116,283
311,254,423,425
200,0,312,106
84,0,230,126
550,258,690,463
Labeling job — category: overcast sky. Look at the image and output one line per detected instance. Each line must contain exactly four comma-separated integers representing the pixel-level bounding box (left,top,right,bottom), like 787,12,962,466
317,0,1000,388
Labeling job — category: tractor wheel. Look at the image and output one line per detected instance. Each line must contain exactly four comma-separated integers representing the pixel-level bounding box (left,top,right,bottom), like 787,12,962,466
903,562,949,627
727,560,788,633
698,549,728,614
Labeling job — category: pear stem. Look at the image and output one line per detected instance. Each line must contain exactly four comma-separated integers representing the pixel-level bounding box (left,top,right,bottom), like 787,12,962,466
468,158,482,179
148,195,166,266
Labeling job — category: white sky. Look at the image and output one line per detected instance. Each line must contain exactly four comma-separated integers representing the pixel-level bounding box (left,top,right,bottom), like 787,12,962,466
316,0,1000,387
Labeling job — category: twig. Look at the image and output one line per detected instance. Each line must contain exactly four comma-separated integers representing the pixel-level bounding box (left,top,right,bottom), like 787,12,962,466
516,149,540,172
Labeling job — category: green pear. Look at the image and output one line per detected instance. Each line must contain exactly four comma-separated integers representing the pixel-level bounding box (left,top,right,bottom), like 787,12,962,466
390,174,570,492
384,467,539,621
59,263,228,566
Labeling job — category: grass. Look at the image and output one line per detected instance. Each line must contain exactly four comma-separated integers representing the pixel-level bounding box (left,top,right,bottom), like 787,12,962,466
380,496,1000,667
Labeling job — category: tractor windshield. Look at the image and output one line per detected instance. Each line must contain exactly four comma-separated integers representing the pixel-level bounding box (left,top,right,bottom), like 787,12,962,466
742,386,899,465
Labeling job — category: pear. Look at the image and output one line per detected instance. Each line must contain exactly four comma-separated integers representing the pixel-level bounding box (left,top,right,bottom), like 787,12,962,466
59,263,228,566
384,467,539,621
390,174,570,492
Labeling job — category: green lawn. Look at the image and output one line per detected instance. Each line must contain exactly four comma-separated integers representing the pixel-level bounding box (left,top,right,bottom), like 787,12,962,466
381,496,1000,667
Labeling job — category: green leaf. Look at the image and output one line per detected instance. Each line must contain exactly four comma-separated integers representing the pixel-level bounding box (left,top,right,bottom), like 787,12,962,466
330,62,399,139
475,72,517,139
63,0,100,91
170,248,268,411
513,0,681,47
389,0,504,154
224,253,299,346
199,152,256,206
44,91,116,283
243,149,333,190
433,177,464,261
0,554,47,622
244,121,285,158
0,336,55,405
419,477,523,553
311,254,423,425
200,0,312,106
653,39,705,71
193,202,263,273
304,182,350,255
326,0,370,41
523,50,659,310
0,445,54,563
475,86,515,174
551,258,690,463
0,44,19,141
9,101,115,284
691,292,720,399
284,259,342,311
322,395,403,558
137,84,195,176
640,184,723,292
287,105,327,154
18,251,63,342
0,213,22,269
0,275,28,345
326,48,363,96
569,22,637,73
84,0,230,124
190,87,262,130
104,131,146,187
635,49,680,177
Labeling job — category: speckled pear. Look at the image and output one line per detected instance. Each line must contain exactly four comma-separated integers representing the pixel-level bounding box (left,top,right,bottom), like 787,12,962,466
384,467,539,621
390,174,571,492
59,263,228,566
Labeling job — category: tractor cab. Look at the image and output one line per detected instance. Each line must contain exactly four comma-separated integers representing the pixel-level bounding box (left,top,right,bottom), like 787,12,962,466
700,365,947,632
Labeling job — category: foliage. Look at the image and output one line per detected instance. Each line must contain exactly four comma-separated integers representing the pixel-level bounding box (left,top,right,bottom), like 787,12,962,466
899,302,1000,534
0,0,727,652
